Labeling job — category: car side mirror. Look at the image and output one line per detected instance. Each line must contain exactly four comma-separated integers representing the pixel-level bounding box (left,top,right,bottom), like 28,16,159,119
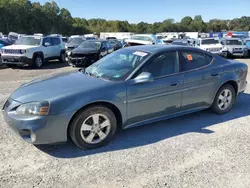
134,72,154,84
44,42,50,47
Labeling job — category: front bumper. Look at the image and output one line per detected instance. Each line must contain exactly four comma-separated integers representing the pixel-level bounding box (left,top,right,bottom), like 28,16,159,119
2,98,74,145
1,55,32,65
221,51,248,57
68,56,96,67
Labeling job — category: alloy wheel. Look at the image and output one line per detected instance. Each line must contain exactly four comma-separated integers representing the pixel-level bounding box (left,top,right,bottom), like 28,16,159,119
80,114,111,144
35,57,43,67
217,89,233,110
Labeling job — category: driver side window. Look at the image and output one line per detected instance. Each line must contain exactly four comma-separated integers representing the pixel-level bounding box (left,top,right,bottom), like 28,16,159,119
143,52,179,79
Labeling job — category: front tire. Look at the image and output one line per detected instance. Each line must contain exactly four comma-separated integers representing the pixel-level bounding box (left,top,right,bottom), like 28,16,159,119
212,84,236,114
69,106,117,149
33,55,43,68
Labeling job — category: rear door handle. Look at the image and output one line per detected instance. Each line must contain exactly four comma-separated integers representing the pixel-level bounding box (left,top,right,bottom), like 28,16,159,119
170,82,178,86
211,73,219,76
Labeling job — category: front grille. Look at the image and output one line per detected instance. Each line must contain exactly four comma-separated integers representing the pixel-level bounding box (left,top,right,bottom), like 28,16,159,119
72,54,86,58
209,48,222,52
3,49,21,54
234,48,243,51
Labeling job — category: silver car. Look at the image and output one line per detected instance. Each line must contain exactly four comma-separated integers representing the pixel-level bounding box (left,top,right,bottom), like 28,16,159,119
2,45,248,149
221,38,248,58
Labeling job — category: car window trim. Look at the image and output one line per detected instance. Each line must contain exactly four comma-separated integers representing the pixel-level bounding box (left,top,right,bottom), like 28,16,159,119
128,49,214,80
178,50,214,74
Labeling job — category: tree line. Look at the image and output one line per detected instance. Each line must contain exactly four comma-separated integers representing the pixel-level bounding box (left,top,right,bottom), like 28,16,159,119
0,0,250,36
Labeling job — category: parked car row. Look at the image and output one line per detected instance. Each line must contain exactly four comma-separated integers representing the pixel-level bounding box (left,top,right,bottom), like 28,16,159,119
2,32,250,69
0,34,124,68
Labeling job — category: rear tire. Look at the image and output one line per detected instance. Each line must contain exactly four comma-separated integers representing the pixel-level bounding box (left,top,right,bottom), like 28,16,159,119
59,52,66,63
212,84,236,114
69,105,117,149
33,55,43,68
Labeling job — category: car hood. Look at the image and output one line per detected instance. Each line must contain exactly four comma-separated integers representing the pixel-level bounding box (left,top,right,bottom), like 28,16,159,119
66,44,80,48
2,45,38,50
10,71,110,103
72,47,99,54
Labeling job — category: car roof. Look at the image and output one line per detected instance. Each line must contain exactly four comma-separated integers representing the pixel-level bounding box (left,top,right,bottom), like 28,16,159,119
125,45,203,54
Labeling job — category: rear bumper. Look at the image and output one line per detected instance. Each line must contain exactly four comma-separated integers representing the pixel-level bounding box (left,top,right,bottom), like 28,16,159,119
1,55,33,65
238,80,247,94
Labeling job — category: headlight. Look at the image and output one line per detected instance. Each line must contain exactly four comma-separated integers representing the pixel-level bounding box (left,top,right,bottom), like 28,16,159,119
67,51,71,56
20,49,27,54
16,101,50,116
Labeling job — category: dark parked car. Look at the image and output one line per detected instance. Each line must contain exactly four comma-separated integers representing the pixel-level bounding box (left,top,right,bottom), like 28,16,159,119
68,40,114,67
65,37,85,61
2,45,248,149
109,39,122,51
0,38,12,49
172,40,193,46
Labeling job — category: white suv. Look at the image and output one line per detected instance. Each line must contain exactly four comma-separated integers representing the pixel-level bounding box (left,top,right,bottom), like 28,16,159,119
0,35,66,68
195,38,223,55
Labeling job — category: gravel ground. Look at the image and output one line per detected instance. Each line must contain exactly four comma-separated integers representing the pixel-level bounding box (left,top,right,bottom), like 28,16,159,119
0,60,250,188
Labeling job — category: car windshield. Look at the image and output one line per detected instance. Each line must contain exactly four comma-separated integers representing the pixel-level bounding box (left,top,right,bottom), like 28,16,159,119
62,38,68,43
79,41,101,50
15,36,41,45
68,38,84,45
201,39,219,45
226,40,243,45
85,49,150,81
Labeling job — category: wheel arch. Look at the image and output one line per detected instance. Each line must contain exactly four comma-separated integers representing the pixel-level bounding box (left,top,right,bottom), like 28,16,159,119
213,80,238,104
60,49,66,54
33,51,44,60
67,101,123,139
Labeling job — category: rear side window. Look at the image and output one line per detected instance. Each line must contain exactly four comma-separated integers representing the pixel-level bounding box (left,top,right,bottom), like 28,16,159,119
52,38,61,45
205,54,213,64
179,51,210,71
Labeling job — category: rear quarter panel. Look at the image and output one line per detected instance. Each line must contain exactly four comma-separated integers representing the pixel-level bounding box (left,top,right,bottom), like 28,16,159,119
218,57,248,94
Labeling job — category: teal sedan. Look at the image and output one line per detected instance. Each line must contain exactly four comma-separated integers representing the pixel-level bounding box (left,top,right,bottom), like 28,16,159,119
2,45,248,149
